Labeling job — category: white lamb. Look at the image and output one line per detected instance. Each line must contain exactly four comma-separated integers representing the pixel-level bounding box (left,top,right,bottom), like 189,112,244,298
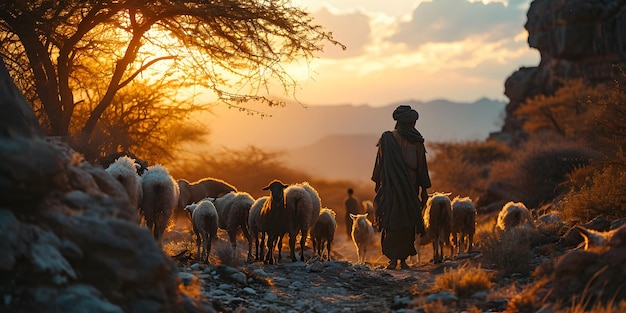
350,213,376,263
451,196,476,255
140,164,179,245
248,196,268,261
105,155,143,211
185,199,218,264
311,208,337,261
211,191,254,261
496,201,534,231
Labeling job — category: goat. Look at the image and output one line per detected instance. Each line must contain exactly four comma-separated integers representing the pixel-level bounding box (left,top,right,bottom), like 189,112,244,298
350,213,376,263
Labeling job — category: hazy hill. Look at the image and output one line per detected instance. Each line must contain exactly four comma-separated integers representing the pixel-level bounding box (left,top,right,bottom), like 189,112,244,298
205,98,506,181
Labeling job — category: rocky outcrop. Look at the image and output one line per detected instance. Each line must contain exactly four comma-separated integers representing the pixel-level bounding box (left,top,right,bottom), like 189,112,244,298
501,0,626,138
0,59,207,312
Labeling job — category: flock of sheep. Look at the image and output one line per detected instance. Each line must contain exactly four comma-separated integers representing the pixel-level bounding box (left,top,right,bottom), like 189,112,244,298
104,155,537,266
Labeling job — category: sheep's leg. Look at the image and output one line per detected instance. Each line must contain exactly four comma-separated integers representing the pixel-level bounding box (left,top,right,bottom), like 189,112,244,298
259,232,266,262
228,230,238,261
265,235,276,264
432,237,440,263
288,232,297,262
299,229,307,262
241,224,253,262
277,234,284,262
468,232,474,253
202,232,209,264
453,233,459,256
195,233,201,263
326,240,332,261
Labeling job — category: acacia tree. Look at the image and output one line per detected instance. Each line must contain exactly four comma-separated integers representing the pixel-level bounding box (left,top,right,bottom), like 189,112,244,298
0,0,343,157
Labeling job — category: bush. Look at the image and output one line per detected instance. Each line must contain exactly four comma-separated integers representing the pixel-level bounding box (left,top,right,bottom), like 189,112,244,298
488,134,597,208
428,140,511,200
479,226,539,276
560,157,626,222
433,265,493,298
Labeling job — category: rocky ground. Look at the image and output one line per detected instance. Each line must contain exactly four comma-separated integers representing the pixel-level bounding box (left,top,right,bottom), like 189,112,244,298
166,228,535,313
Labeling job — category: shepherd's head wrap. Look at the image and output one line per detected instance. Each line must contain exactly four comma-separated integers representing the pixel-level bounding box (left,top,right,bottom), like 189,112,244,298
392,105,424,143
392,105,419,123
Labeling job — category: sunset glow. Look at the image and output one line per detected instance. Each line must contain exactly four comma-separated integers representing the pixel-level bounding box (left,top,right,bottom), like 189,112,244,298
288,0,538,106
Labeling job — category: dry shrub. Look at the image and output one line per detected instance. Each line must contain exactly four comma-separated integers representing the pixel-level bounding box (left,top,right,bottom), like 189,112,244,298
560,157,626,222
506,279,548,313
433,265,493,298
479,226,539,276
428,140,511,201
488,134,596,208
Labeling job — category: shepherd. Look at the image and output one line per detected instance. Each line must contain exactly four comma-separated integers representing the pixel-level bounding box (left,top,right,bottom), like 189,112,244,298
371,105,431,270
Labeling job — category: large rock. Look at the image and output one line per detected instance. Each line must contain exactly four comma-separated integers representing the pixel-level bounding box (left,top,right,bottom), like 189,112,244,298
499,0,626,139
0,59,206,312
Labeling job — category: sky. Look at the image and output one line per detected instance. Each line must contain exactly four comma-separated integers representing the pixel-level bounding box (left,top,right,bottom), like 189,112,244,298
284,0,538,106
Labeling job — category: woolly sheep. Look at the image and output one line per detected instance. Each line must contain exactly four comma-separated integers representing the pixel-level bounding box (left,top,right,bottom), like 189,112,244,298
105,155,143,211
285,182,320,262
350,213,376,263
211,191,254,261
424,192,453,263
184,199,218,264
176,177,237,220
451,196,476,255
311,208,337,261
260,180,291,264
248,196,268,261
496,201,534,231
140,164,180,244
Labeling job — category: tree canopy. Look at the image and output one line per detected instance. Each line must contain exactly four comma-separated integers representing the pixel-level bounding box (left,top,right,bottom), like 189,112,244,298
0,0,343,161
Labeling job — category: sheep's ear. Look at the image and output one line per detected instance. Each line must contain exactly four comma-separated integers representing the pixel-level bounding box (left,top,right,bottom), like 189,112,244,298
350,213,357,220
206,197,216,202
364,213,368,218
281,183,288,189
262,185,270,190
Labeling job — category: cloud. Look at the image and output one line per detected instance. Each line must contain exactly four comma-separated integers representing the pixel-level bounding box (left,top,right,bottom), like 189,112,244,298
389,0,528,48
311,8,371,58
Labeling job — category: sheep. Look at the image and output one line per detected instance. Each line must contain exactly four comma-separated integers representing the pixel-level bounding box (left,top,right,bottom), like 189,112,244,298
105,155,143,211
210,191,254,261
176,177,237,221
451,196,476,255
424,192,453,263
311,208,337,261
260,180,291,264
496,201,534,231
285,182,320,262
184,199,218,264
248,196,268,261
140,164,180,244
350,213,376,263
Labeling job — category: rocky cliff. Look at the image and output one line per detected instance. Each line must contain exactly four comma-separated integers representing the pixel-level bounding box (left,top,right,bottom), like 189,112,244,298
501,0,626,138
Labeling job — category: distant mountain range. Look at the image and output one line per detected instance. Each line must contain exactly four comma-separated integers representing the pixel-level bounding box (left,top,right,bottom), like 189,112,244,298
205,98,507,182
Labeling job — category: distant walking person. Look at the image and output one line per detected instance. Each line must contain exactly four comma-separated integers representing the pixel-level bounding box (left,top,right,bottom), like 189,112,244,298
344,188,360,237
372,105,431,270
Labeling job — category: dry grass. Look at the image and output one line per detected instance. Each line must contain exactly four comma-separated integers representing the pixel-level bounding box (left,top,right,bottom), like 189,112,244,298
433,264,493,298
479,225,539,276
